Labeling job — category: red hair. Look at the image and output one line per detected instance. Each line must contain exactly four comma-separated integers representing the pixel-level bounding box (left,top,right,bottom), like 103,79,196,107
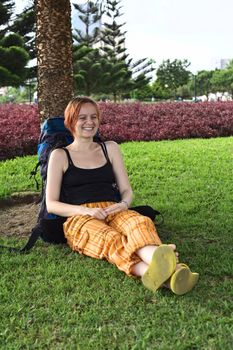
64,96,100,135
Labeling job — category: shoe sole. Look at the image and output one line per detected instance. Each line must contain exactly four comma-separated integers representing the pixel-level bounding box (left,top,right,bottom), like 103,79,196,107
142,245,177,292
170,266,199,295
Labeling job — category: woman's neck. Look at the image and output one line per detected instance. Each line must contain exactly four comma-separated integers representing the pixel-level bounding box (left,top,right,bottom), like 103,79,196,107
69,137,96,152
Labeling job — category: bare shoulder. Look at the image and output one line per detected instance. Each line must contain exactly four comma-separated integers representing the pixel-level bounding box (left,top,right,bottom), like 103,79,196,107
50,148,66,158
105,141,123,163
49,148,67,164
105,141,120,154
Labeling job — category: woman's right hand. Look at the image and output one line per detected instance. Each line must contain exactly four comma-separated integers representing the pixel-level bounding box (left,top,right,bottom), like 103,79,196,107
84,207,108,220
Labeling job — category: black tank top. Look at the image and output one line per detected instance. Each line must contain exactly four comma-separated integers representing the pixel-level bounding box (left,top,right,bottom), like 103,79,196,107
60,143,119,205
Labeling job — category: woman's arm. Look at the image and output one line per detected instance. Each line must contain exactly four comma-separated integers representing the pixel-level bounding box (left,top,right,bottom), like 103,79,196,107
104,141,133,215
46,149,108,218
46,149,84,216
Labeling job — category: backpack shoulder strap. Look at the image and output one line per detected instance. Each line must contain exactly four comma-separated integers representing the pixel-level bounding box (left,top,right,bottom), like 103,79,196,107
30,161,41,190
62,147,74,167
99,142,110,163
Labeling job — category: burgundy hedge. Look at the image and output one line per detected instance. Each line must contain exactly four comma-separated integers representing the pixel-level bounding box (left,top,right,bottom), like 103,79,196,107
0,101,233,160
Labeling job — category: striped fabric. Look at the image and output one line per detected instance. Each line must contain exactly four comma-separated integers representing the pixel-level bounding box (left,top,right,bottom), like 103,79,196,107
63,202,162,275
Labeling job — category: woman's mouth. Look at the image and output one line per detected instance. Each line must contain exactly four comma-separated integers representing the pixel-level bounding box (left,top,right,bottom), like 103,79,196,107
83,127,94,131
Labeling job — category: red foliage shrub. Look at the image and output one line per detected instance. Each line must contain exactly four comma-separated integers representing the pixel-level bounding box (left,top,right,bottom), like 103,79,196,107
1,101,233,160
99,101,233,142
0,103,40,161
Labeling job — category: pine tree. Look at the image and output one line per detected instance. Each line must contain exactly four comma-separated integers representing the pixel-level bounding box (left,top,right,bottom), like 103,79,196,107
73,0,154,98
73,0,110,95
10,4,36,79
74,47,101,95
0,0,30,87
100,0,154,100
100,0,132,100
10,5,36,59
73,0,103,47
0,0,15,34
130,57,155,91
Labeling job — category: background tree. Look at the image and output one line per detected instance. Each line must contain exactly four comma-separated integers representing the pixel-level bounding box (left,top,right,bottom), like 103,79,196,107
151,79,172,100
0,1,30,87
211,68,233,97
36,0,74,121
129,58,155,98
226,59,233,69
176,83,192,100
73,0,103,47
100,0,154,100
10,0,154,101
10,3,36,79
73,0,107,95
156,59,191,98
0,0,14,34
100,0,133,100
133,83,153,101
74,46,105,95
194,70,214,99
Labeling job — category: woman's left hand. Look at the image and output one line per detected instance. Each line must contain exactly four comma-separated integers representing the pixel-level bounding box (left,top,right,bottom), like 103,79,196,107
104,202,128,216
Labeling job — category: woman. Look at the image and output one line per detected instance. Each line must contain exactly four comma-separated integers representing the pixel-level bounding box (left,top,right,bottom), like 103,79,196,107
46,96,199,295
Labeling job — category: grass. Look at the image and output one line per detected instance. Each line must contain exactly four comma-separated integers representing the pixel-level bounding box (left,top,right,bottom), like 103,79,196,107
0,137,233,349
0,155,41,198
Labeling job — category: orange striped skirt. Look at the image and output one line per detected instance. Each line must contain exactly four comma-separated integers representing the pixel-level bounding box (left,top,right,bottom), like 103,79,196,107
63,202,162,275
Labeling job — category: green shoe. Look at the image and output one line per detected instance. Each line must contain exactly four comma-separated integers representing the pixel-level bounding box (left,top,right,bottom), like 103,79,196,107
170,264,199,295
142,245,177,292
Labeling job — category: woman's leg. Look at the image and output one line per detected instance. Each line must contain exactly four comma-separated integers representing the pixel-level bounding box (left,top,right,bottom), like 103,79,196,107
108,210,178,280
131,244,178,277
131,261,148,276
64,211,142,274
135,244,178,265
64,206,198,294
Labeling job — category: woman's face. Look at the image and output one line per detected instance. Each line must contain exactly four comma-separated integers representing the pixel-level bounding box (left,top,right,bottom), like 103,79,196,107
74,102,99,139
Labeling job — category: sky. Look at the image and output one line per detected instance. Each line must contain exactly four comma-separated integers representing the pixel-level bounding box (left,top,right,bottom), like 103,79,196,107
14,0,233,74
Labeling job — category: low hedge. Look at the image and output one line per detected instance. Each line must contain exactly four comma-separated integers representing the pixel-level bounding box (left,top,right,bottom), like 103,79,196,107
1,101,233,160
0,103,40,160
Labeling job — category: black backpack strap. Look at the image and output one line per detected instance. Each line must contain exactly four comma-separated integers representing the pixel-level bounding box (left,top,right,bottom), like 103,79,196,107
0,221,43,253
99,142,110,162
30,161,41,190
62,147,74,166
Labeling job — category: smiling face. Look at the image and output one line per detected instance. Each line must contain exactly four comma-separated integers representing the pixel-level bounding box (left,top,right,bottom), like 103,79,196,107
74,102,99,139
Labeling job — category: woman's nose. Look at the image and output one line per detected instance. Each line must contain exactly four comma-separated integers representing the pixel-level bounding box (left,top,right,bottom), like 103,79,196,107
86,118,94,124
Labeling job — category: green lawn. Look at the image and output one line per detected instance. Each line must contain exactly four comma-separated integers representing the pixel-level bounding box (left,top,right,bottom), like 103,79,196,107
0,137,233,349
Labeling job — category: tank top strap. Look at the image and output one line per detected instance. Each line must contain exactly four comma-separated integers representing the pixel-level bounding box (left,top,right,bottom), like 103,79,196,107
99,142,110,163
62,147,74,167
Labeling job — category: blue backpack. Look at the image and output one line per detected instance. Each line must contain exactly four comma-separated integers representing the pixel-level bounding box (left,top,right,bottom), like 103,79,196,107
38,117,74,182
1,117,163,252
27,116,75,248
31,117,74,221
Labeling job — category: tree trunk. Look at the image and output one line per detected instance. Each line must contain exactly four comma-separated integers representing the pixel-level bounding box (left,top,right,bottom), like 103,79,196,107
36,0,74,121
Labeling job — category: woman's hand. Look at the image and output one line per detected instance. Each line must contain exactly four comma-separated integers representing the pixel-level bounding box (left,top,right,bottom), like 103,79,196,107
104,202,128,216
84,207,108,220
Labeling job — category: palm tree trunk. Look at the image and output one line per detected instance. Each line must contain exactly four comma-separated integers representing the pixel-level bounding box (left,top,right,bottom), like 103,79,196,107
36,0,74,121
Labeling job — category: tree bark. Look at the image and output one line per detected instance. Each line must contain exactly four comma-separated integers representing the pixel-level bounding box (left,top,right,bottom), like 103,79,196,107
36,0,74,121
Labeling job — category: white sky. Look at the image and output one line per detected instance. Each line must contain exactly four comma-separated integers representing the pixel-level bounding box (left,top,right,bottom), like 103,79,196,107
14,0,233,74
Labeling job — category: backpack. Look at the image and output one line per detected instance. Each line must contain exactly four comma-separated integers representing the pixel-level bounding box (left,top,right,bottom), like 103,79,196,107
0,117,163,252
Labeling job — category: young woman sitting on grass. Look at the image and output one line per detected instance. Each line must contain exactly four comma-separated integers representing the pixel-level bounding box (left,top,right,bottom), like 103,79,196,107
46,96,199,295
